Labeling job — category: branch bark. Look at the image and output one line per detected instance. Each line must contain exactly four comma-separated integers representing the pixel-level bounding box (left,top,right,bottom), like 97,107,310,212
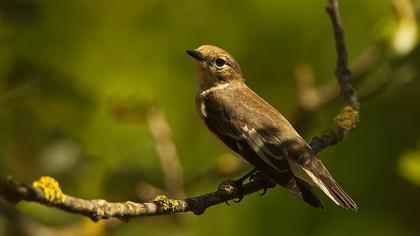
0,0,360,221
309,0,360,153
1,175,274,222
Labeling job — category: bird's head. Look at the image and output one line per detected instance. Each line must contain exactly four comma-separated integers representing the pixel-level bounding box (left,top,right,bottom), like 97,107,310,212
186,45,243,89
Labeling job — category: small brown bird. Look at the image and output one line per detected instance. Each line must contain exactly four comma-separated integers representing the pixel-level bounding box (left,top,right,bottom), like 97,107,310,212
186,45,357,211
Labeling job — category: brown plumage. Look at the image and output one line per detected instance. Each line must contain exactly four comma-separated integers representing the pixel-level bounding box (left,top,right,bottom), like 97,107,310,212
186,45,357,211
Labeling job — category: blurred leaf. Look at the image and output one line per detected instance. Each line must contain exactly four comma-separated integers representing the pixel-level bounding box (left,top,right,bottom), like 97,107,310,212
399,148,420,186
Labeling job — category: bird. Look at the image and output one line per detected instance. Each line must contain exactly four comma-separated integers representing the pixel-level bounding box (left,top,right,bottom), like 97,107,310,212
186,45,358,211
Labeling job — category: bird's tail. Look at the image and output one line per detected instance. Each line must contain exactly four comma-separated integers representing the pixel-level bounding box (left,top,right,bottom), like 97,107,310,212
315,173,358,212
299,164,358,212
289,158,358,212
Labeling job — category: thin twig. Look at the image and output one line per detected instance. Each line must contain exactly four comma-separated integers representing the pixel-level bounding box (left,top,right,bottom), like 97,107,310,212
147,108,185,198
309,0,360,153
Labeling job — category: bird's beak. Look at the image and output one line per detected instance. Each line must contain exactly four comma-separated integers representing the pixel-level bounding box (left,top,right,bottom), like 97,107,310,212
186,49,205,61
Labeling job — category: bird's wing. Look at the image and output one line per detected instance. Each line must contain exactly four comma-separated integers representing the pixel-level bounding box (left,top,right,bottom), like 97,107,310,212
230,88,358,211
256,128,358,211
200,90,324,209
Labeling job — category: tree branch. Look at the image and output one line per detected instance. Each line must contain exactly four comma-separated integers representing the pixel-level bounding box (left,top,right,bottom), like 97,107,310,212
309,0,360,153
0,0,360,221
1,175,275,222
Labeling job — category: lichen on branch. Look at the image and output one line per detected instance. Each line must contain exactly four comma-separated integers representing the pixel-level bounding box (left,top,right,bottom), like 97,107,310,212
32,176,65,203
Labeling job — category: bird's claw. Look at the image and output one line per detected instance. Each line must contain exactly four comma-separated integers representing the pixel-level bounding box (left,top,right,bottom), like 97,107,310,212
249,172,272,196
219,179,245,205
233,198,242,203
233,182,245,203
259,188,267,196
219,168,263,205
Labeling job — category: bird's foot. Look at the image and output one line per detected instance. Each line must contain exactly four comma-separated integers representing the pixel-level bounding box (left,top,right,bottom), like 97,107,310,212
218,168,258,204
249,172,274,196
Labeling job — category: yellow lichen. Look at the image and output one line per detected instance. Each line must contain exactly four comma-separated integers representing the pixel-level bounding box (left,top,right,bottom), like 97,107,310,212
32,176,65,203
170,199,181,207
334,105,359,129
153,195,170,210
152,195,181,211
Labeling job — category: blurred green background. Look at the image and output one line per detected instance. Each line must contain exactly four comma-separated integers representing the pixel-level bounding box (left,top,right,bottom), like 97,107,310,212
1,0,420,235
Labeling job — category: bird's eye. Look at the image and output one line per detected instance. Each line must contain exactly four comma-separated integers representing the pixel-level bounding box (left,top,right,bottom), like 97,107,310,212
215,58,226,68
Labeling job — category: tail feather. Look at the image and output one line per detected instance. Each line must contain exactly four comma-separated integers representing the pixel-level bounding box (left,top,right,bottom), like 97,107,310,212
290,159,358,212
300,166,358,212
318,175,358,212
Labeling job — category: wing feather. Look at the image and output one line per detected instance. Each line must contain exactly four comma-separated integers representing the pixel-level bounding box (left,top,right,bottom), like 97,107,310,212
199,90,324,208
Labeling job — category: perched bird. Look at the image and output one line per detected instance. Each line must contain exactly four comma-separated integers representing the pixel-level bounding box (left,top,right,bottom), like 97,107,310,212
186,45,358,211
